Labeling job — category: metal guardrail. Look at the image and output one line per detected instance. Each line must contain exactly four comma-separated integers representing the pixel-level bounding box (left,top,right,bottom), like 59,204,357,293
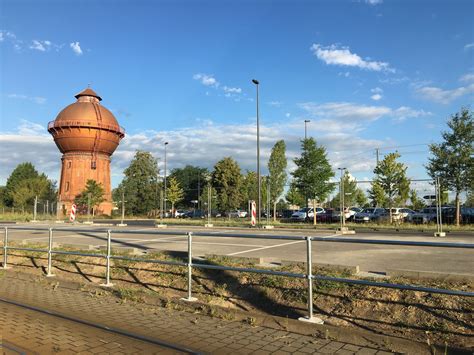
1,226,473,324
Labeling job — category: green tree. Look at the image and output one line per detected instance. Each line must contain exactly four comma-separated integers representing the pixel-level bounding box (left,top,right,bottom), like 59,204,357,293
268,140,288,221
292,138,335,223
369,152,410,221
167,176,184,216
241,170,257,208
75,179,105,216
426,108,474,226
4,162,39,206
117,151,159,215
170,165,208,208
211,157,243,212
409,189,425,210
331,171,368,208
285,181,305,208
9,173,56,213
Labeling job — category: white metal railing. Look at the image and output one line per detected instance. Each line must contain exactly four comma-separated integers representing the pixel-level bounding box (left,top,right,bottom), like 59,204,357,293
2,227,473,323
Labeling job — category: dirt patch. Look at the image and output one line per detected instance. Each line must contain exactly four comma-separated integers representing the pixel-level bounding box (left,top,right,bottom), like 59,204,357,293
3,243,473,352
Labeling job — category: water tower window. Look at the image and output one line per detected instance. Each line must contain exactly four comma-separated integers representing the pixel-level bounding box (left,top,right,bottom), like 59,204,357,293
67,161,72,169
65,182,70,192
91,161,96,170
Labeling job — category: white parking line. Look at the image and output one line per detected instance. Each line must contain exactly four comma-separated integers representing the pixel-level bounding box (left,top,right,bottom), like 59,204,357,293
227,240,304,256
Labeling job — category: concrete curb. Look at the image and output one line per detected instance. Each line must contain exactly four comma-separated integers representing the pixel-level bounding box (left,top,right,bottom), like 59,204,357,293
386,268,474,282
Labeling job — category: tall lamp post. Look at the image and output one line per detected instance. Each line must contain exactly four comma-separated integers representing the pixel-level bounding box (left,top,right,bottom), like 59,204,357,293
337,167,347,229
252,79,261,226
164,141,169,216
304,120,310,140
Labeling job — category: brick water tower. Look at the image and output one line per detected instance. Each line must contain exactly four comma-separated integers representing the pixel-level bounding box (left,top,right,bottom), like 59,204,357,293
48,88,125,216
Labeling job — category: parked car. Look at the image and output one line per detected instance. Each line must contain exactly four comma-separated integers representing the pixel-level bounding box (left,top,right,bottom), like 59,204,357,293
411,207,438,224
227,210,248,218
281,209,298,219
442,207,474,224
399,208,416,222
183,210,206,219
353,208,386,223
348,207,364,221
291,207,325,222
317,208,337,223
333,207,353,222
175,210,187,218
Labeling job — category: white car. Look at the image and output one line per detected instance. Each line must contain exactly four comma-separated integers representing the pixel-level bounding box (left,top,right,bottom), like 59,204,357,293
291,207,325,222
227,210,248,218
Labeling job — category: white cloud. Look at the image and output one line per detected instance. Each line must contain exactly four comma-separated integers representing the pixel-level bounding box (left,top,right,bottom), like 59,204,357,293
460,73,474,82
70,42,83,55
365,0,383,4
310,44,394,72
464,43,474,50
299,102,391,122
222,86,242,94
7,94,46,104
370,87,383,101
416,83,474,104
299,101,431,127
30,40,52,52
0,115,393,186
268,101,282,107
392,107,432,122
193,73,219,87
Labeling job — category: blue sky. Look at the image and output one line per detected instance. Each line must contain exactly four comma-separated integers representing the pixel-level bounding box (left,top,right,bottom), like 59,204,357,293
1,0,473,190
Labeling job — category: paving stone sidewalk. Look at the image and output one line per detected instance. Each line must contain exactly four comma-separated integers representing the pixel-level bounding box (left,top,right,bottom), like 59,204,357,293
0,273,393,354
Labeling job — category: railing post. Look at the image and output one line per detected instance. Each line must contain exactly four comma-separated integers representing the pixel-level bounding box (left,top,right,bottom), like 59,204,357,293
100,230,114,287
298,236,323,324
181,232,197,302
46,227,55,277
2,227,9,269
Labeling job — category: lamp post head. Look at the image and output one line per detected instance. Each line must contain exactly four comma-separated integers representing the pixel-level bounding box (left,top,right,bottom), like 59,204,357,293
164,142,169,146
304,120,310,123
252,79,259,85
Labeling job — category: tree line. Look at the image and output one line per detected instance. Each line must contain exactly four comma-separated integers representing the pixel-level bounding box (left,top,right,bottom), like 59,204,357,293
1,108,472,225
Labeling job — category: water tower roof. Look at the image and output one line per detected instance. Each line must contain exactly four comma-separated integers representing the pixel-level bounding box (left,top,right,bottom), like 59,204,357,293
74,87,102,101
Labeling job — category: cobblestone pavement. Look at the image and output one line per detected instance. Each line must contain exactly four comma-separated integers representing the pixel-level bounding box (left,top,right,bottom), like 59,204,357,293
0,273,393,354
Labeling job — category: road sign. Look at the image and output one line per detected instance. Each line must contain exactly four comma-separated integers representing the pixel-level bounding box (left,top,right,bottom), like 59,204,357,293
251,200,256,227
70,204,76,222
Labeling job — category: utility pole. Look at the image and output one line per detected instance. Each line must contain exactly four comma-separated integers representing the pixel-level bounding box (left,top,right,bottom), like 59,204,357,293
87,193,91,223
164,141,169,217
252,79,261,226
120,191,126,226
33,195,38,222
375,148,380,166
304,120,310,140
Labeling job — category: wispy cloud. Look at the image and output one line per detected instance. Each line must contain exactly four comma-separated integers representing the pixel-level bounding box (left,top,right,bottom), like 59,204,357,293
365,0,383,5
193,73,219,87
30,40,52,52
416,83,474,104
464,43,474,50
70,42,83,55
1,30,83,55
193,73,245,100
267,101,283,107
310,43,394,73
222,86,242,94
7,94,46,104
370,87,383,101
299,101,431,126
460,73,474,82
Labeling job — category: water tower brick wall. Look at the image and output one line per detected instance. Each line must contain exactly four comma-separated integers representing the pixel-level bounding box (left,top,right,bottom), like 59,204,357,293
59,153,113,216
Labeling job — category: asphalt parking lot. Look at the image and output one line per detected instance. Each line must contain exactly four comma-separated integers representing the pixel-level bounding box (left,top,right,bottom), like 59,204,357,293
2,222,473,276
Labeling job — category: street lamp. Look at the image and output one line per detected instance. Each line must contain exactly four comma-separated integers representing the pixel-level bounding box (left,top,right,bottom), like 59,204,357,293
252,79,261,226
337,167,347,229
304,120,310,140
164,142,169,217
